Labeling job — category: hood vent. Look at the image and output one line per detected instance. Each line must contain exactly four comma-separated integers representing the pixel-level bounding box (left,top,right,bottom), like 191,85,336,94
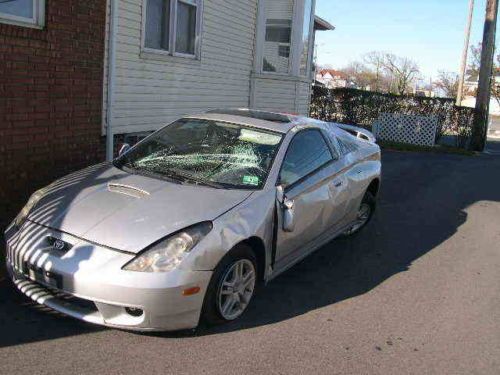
107,183,150,198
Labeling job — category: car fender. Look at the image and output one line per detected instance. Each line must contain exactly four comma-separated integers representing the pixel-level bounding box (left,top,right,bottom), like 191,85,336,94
181,189,275,278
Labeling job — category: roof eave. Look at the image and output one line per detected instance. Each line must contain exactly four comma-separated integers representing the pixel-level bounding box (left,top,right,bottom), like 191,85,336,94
314,15,335,31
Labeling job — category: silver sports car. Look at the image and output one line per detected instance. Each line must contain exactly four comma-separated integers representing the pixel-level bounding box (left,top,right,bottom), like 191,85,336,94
5,109,381,331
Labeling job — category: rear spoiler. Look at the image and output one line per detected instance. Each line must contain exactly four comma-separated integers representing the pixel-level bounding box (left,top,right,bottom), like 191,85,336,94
330,123,376,143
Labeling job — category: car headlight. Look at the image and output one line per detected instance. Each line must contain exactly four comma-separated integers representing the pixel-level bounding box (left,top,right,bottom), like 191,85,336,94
123,222,213,273
14,188,47,228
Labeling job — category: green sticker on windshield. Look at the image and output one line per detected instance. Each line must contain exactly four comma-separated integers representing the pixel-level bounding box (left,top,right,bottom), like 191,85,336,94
242,175,260,186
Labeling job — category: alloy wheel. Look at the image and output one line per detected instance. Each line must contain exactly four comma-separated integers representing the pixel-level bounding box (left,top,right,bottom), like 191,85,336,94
217,259,256,321
345,202,372,235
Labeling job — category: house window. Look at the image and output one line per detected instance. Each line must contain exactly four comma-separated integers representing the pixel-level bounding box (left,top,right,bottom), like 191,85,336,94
0,0,45,28
143,0,202,58
259,0,317,77
262,0,294,73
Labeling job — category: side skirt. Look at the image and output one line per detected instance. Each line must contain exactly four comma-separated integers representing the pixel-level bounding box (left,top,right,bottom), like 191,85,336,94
265,221,356,283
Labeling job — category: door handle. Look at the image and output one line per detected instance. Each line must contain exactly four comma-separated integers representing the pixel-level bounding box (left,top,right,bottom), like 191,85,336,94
283,198,294,210
333,180,343,188
282,197,295,232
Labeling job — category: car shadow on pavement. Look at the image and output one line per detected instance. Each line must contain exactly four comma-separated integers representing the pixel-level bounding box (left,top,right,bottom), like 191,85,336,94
1,149,500,344
191,148,500,337
0,277,104,347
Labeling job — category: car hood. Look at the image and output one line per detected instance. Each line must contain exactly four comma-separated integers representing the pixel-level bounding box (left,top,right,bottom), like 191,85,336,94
27,163,253,253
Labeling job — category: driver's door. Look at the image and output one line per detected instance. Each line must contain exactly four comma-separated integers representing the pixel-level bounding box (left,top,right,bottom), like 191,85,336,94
274,129,351,270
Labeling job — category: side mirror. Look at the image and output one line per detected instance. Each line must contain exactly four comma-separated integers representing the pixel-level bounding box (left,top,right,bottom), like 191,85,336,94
276,185,295,232
118,143,131,157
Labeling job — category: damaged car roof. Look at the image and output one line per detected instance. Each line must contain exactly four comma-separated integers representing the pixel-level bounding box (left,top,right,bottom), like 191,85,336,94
186,111,311,134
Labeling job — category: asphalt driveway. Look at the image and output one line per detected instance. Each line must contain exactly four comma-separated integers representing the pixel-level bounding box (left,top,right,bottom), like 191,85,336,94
1,145,500,374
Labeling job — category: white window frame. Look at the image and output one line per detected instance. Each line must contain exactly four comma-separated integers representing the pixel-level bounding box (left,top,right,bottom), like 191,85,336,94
255,0,315,78
0,0,45,29
141,0,203,60
298,0,316,78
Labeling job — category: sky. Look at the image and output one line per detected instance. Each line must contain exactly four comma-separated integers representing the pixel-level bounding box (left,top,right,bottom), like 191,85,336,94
314,0,499,80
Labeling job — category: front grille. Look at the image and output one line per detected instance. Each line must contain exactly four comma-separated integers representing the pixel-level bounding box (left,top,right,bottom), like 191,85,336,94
44,284,98,312
14,275,98,314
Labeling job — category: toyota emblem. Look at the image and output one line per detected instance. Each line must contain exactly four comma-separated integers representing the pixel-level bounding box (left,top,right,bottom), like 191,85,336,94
53,239,65,251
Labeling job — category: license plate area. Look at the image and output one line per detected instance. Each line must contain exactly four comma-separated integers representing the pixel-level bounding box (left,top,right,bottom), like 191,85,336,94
22,261,63,289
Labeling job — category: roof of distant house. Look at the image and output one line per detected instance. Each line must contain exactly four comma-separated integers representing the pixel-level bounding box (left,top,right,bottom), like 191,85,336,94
318,69,348,79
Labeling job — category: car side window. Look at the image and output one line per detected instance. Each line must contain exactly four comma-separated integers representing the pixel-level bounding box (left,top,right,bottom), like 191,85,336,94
279,129,334,187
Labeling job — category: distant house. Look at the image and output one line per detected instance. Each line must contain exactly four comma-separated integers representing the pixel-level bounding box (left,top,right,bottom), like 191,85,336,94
464,68,500,96
315,69,349,89
461,68,500,116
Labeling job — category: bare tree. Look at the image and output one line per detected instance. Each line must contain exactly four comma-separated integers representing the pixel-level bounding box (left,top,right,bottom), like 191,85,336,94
340,53,393,93
321,52,420,95
434,71,460,98
341,62,374,89
364,51,386,92
381,54,420,95
494,54,500,107
467,42,500,107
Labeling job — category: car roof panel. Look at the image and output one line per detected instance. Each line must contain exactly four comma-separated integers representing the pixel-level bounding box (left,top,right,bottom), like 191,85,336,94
184,113,299,134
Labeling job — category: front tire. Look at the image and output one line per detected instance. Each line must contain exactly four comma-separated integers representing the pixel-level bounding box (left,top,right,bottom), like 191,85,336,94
343,190,376,236
201,244,257,326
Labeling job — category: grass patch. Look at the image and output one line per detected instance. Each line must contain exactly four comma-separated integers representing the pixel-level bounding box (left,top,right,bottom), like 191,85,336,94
378,141,475,156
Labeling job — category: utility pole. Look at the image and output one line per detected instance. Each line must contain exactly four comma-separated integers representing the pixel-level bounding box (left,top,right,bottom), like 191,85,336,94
456,0,475,106
470,0,499,151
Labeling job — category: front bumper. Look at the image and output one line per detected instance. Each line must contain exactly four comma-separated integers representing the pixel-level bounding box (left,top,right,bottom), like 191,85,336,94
5,222,212,331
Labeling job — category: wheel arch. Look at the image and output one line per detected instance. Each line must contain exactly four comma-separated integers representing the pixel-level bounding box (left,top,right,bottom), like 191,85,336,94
367,178,380,197
239,236,267,282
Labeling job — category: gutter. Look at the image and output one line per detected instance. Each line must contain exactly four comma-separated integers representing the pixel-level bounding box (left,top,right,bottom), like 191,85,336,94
106,0,119,161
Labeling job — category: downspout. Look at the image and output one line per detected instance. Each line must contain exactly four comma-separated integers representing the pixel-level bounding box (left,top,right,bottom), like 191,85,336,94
106,0,118,161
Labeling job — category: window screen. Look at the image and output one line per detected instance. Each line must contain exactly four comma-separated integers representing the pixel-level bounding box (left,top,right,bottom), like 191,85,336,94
176,1,196,54
262,0,294,73
145,0,170,50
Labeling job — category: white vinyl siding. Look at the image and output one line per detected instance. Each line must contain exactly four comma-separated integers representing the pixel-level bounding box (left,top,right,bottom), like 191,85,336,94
252,75,311,115
103,0,314,135
296,80,312,114
103,0,258,134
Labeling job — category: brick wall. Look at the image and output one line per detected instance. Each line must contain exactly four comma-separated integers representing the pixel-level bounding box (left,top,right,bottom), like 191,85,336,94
0,1,107,229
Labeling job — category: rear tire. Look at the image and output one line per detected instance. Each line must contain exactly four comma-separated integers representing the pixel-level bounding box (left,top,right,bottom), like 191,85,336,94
201,244,257,326
343,190,376,236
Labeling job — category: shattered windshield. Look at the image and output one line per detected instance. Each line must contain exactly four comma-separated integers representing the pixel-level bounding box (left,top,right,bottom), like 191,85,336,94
115,119,283,189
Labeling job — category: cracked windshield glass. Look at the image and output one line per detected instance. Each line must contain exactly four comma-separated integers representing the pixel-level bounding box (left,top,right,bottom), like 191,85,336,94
116,119,283,189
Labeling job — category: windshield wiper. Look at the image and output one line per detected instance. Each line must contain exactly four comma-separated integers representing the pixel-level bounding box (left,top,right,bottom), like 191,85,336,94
164,170,228,189
121,166,185,185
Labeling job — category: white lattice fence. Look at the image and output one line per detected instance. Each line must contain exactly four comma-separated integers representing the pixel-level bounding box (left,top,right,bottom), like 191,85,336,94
373,113,438,146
